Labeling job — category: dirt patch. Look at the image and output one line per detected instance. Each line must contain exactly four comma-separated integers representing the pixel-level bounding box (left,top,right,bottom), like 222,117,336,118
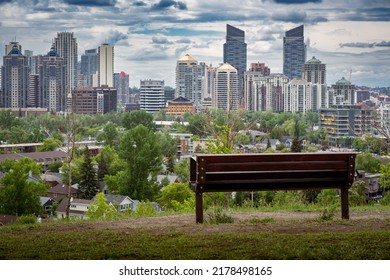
55,210,390,235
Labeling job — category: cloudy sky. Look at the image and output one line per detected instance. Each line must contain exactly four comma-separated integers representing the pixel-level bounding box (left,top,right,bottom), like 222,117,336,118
1,0,390,88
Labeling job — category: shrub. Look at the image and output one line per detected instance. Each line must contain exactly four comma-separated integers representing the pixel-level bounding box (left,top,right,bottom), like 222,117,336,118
349,181,368,206
317,189,340,207
135,202,156,217
207,207,234,224
318,207,336,222
17,215,37,224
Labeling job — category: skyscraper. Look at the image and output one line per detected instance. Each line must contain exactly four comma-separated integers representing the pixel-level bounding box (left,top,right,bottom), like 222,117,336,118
1,45,29,108
214,63,238,111
54,32,78,95
140,79,165,113
113,71,129,106
175,54,202,111
80,48,98,87
98,43,114,87
331,77,356,105
301,56,327,110
223,24,247,102
38,45,66,112
5,41,21,56
283,25,306,79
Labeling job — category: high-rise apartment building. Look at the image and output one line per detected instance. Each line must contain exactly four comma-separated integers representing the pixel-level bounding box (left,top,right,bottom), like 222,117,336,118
204,65,217,100
283,25,306,79
5,41,22,56
214,63,238,111
284,78,313,113
98,43,114,87
28,74,39,108
223,24,247,102
301,56,327,110
330,77,356,106
1,45,29,108
54,32,78,94
113,71,129,106
38,46,66,113
250,74,289,112
244,62,272,111
175,54,202,111
72,85,116,115
80,48,98,87
140,79,165,113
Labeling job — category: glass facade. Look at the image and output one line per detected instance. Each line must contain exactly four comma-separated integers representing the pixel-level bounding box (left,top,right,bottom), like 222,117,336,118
283,25,306,79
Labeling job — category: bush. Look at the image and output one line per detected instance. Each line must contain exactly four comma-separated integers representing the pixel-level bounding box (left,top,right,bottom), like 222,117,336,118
349,181,368,206
17,215,37,225
318,207,336,221
207,207,234,224
135,202,156,217
317,189,340,207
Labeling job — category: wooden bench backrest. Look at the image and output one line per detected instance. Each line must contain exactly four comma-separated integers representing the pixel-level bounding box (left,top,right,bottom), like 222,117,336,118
190,153,356,193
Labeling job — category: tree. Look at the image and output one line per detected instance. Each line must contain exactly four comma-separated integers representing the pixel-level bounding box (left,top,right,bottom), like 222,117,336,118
0,109,20,130
156,183,194,211
0,158,48,216
78,146,99,199
97,122,119,147
117,124,163,200
157,130,178,173
174,159,190,182
122,110,155,131
86,192,117,219
38,137,62,152
356,152,383,173
290,120,302,152
380,162,390,191
95,146,123,181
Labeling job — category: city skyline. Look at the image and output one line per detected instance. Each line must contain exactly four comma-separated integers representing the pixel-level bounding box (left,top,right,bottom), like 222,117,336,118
1,0,390,88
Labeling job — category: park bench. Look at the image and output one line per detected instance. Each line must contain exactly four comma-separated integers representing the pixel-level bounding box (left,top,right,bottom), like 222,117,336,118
189,152,356,223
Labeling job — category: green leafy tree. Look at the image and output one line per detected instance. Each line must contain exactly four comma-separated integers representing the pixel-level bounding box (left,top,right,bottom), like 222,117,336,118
95,146,123,181
117,124,163,200
78,147,99,199
379,162,390,191
157,130,178,173
122,110,155,131
156,182,194,211
97,122,119,147
0,158,48,216
86,192,117,219
0,109,20,130
174,159,190,182
356,152,383,173
38,137,62,152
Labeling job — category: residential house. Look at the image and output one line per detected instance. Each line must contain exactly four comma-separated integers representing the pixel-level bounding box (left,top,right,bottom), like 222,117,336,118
40,196,54,214
102,194,140,212
55,197,92,219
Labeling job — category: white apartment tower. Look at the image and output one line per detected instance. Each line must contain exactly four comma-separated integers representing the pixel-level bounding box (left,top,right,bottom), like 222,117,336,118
54,32,78,95
175,54,202,112
98,43,114,87
301,56,327,110
214,63,238,111
284,78,313,113
140,79,165,113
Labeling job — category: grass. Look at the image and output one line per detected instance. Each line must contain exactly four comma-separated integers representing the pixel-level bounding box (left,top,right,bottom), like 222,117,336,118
0,212,390,260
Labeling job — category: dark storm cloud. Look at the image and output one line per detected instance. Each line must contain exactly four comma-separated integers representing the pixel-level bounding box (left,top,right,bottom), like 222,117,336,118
106,30,128,45
63,0,117,6
0,0,12,4
271,11,327,24
340,7,390,22
151,0,187,11
340,41,390,48
133,1,147,6
152,36,174,44
273,0,322,4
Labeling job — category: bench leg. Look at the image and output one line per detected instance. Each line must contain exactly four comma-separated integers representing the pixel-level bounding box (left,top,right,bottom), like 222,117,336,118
196,192,203,223
341,188,349,219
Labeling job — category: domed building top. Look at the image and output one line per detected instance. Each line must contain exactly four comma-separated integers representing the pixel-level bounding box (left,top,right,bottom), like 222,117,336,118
9,44,22,55
178,54,197,61
306,56,321,63
47,44,58,57
336,77,351,84
217,63,237,71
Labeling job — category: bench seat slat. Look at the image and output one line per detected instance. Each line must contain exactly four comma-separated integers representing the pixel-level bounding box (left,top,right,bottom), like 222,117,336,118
197,153,354,164
205,170,348,181
205,161,348,172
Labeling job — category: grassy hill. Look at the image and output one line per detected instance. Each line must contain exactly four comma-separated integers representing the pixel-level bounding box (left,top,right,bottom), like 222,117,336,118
1,210,390,260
